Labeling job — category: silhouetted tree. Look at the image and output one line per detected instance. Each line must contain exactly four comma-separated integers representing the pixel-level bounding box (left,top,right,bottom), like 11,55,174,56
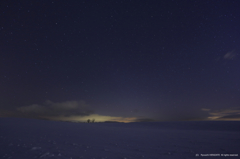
87,119,90,123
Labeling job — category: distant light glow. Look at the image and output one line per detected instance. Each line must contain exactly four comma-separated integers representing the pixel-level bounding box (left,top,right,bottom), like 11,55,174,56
45,114,138,123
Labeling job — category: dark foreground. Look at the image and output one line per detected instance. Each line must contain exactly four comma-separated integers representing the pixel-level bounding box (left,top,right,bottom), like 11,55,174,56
0,118,240,159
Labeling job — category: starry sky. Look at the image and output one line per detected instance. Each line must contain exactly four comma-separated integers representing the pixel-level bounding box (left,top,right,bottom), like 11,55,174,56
1,0,240,122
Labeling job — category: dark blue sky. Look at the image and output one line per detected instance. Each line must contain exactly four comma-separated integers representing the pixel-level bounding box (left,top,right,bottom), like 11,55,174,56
1,0,240,122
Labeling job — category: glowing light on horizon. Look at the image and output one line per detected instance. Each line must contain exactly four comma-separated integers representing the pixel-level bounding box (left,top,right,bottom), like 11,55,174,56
45,114,138,123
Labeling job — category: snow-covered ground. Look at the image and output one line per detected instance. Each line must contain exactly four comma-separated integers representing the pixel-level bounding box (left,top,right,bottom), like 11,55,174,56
0,118,239,159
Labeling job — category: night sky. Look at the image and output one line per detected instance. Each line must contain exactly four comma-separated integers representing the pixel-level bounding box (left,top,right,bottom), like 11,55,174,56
1,0,240,122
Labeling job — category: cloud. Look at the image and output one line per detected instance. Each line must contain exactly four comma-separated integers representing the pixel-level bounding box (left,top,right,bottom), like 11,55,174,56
17,100,94,118
15,101,140,123
17,104,47,114
218,114,240,119
201,108,210,111
8,100,153,123
224,50,236,60
202,107,240,120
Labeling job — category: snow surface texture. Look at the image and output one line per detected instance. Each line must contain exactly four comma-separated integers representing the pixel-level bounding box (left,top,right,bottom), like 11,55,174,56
0,118,240,159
